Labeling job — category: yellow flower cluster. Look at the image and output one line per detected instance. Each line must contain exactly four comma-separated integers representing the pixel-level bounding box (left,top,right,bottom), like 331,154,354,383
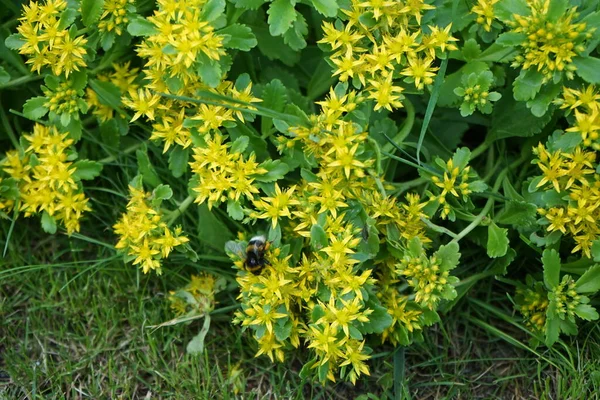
86,62,140,122
16,0,88,76
552,276,583,320
508,0,593,80
190,133,267,209
229,83,461,383
558,85,600,150
534,142,599,257
168,274,221,316
396,239,458,310
515,280,548,332
122,0,261,153
319,0,457,111
427,152,483,220
137,0,225,86
471,0,499,32
113,185,189,274
0,124,90,234
98,0,135,36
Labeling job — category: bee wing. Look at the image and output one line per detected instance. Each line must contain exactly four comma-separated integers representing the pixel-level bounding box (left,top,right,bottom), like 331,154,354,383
225,240,246,260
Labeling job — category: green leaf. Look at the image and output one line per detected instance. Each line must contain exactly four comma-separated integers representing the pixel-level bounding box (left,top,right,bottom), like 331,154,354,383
261,79,287,135
487,222,509,258
310,224,327,250
267,0,297,36
202,0,226,22
476,43,518,63
41,211,57,234
496,32,526,47
136,147,161,188
495,0,530,22
574,304,599,321
230,135,249,154
461,39,481,61
547,0,568,22
544,310,560,346
575,264,600,293
227,200,244,221
58,8,78,30
526,83,560,117
198,203,234,251
0,66,10,85
253,23,300,66
153,184,173,200
489,93,553,140
127,17,158,36
81,0,105,27
592,240,600,262
186,317,211,355
434,242,461,270
356,302,392,334
496,200,537,227
196,53,222,88
542,249,561,289
4,34,25,50
573,56,600,84
168,146,189,178
551,131,582,152
254,160,289,182
89,79,122,109
230,0,266,9
72,160,103,180
513,69,544,102
23,97,48,120
311,0,338,17
283,12,308,51
274,318,292,341
219,24,257,51
451,147,471,170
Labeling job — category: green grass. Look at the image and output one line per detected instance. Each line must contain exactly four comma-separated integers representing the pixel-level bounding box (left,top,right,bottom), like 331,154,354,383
3,220,600,399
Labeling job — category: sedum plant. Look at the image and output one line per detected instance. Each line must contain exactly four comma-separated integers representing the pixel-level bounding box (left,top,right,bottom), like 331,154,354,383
2,0,600,389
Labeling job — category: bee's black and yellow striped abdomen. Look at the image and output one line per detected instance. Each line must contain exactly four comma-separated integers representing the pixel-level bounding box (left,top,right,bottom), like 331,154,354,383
244,235,269,274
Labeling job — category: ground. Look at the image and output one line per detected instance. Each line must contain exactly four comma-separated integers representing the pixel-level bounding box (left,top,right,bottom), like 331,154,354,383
2,223,599,399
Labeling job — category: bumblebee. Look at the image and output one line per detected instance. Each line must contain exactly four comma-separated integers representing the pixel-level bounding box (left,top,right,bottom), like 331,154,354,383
244,235,270,274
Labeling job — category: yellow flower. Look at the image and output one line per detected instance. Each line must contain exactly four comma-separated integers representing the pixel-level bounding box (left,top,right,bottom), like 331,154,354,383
253,184,300,229
122,88,161,122
113,185,189,275
471,0,499,32
401,56,438,90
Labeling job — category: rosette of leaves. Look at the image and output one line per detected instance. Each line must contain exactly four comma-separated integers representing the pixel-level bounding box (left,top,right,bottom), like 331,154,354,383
421,147,488,222
453,70,501,116
526,249,600,347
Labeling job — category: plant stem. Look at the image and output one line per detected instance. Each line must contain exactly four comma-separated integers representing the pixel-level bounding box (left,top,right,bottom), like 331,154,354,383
450,154,528,244
167,195,194,226
421,217,458,239
471,139,491,159
0,74,43,90
382,98,415,154
450,168,507,244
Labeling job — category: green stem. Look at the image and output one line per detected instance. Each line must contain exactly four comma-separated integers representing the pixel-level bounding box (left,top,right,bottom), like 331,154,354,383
450,168,507,244
0,99,19,149
471,139,492,159
421,217,458,239
167,195,194,226
450,154,528,244
0,75,43,90
390,177,427,195
382,98,415,154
